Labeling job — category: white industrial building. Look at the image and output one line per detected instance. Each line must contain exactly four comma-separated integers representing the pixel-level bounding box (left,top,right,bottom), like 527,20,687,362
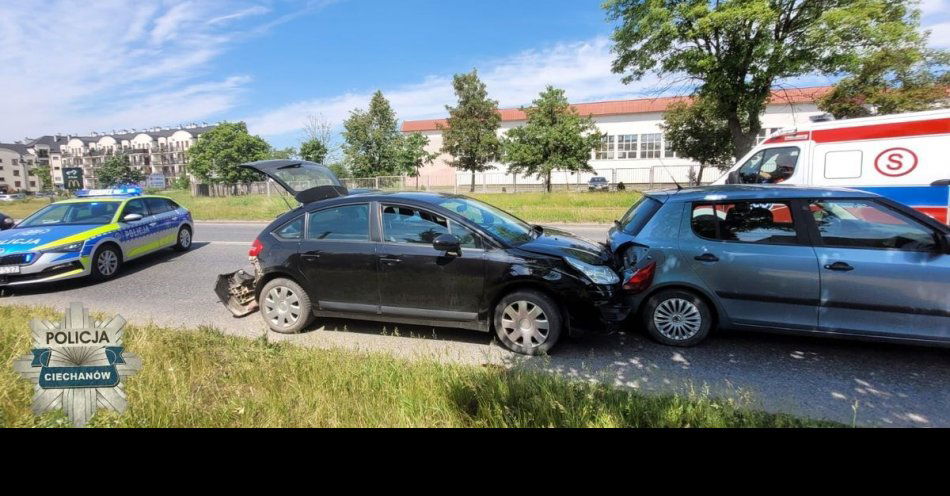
401,86,830,189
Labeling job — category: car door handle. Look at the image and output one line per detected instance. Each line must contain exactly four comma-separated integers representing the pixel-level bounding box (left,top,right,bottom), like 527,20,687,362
694,253,719,262
302,252,321,260
824,261,854,271
148,222,158,227
379,257,402,265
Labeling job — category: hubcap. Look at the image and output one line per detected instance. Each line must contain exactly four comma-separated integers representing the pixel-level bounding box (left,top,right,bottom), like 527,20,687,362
263,286,301,329
179,229,191,247
97,250,118,276
501,300,549,348
654,298,702,340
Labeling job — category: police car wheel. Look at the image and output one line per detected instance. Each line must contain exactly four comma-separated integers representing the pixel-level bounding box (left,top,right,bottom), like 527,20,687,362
260,278,313,334
174,226,192,251
91,245,122,281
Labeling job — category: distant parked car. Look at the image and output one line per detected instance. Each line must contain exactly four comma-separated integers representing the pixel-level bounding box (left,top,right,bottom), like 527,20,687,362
607,185,950,348
588,177,610,191
0,193,25,202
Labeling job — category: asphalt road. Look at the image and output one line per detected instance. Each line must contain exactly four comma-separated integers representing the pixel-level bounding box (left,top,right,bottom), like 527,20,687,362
2,221,948,427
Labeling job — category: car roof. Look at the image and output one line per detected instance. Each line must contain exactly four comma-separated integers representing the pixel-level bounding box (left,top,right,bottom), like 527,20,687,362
646,184,880,202
53,195,173,204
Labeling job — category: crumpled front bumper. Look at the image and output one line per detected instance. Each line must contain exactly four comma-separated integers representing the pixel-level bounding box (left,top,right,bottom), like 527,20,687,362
215,259,261,317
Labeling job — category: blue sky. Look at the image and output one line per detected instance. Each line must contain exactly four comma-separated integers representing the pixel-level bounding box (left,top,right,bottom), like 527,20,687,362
1,0,947,148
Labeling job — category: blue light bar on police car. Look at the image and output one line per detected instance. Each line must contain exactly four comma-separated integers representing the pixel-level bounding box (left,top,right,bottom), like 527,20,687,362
75,186,142,198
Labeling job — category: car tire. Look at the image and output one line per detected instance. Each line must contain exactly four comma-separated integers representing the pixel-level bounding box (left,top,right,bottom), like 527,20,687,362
493,290,562,355
90,244,122,281
642,289,713,347
173,226,192,252
259,278,313,334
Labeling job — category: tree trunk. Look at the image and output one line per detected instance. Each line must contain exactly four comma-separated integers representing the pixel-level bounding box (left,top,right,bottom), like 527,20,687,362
695,164,705,186
545,171,552,193
726,115,757,160
470,170,475,193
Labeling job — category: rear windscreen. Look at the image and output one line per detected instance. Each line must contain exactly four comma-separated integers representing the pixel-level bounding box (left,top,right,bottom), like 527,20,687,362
618,196,661,235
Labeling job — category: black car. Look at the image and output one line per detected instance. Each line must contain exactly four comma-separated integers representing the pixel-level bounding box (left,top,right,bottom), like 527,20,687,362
217,160,628,355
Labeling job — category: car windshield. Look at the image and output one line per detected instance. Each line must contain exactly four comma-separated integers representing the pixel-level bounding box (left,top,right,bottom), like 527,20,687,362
436,196,534,245
18,201,120,227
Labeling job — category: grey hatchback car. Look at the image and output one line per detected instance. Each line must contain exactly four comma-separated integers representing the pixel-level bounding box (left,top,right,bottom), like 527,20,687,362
607,185,950,347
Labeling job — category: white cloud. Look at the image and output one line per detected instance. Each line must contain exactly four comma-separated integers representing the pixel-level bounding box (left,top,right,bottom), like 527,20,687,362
0,0,319,141
246,37,672,138
925,21,950,48
919,0,949,16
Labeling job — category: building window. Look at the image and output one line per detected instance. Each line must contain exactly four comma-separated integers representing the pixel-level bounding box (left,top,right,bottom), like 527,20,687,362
12,159,18,166
29,181,36,187
617,135,638,159
15,181,21,188
595,135,615,160
663,135,677,158
640,133,661,159
13,170,20,176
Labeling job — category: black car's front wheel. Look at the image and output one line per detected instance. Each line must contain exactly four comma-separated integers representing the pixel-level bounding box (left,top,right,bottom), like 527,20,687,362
259,278,313,334
642,289,713,346
493,290,562,355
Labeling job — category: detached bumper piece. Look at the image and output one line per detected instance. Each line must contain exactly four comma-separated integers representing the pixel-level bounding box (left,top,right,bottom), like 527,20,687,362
215,265,260,317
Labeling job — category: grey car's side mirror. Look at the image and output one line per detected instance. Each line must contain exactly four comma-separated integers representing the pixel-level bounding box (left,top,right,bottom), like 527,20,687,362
0,216,13,230
123,213,143,222
942,233,950,254
433,233,461,255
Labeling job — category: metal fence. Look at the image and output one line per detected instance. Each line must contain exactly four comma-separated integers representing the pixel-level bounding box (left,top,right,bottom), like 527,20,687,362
189,165,724,197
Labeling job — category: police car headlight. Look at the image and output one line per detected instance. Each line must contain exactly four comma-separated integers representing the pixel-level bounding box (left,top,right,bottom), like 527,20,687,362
41,241,84,254
564,257,620,285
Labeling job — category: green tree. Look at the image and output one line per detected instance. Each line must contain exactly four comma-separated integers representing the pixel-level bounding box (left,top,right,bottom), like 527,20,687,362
96,153,144,187
267,146,297,160
396,133,437,177
605,0,931,158
342,91,403,177
299,138,328,163
440,70,503,192
187,122,271,184
503,86,602,193
818,48,949,118
661,97,736,185
35,165,53,192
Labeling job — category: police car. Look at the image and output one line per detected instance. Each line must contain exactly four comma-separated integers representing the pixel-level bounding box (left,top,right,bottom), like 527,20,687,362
0,187,194,287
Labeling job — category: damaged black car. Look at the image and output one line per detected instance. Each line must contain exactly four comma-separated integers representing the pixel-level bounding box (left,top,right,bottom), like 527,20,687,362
217,159,630,355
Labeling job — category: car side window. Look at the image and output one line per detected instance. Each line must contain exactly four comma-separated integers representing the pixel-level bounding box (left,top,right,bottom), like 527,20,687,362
121,199,148,219
307,204,369,241
274,216,304,240
808,199,938,252
450,221,481,249
382,205,449,244
145,198,170,215
691,201,799,244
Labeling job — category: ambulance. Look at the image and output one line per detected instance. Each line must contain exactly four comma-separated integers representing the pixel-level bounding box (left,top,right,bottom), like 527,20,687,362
714,109,950,223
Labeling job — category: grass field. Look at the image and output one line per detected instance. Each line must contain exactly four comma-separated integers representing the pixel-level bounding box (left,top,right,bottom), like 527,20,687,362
1,190,641,224
0,305,836,428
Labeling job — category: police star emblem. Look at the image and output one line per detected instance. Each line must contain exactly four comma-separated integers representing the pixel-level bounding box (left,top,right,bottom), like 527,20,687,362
13,303,141,427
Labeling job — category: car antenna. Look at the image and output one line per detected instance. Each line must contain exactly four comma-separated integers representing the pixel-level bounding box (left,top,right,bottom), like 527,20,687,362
655,156,683,190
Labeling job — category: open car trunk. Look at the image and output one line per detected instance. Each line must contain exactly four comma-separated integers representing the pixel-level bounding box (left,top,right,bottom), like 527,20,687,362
217,160,347,317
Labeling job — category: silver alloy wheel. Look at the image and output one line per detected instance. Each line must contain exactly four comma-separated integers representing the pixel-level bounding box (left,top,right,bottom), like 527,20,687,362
97,249,118,276
263,285,301,330
501,300,549,348
653,298,702,340
179,228,191,248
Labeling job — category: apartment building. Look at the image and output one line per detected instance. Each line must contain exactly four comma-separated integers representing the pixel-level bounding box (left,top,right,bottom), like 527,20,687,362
0,124,216,192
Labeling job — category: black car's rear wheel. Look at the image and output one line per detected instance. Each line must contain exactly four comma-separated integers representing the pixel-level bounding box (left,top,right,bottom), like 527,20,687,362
493,290,562,355
259,278,313,334
642,289,712,346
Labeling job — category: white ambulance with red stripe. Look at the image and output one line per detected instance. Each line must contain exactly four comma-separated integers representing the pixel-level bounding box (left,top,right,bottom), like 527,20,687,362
714,109,950,223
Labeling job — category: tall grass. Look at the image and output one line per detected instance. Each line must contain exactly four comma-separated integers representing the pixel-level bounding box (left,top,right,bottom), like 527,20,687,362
0,305,836,428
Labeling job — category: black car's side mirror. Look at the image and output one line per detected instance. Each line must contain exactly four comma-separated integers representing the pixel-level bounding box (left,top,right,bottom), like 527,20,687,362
433,233,461,255
940,232,950,254
0,216,13,230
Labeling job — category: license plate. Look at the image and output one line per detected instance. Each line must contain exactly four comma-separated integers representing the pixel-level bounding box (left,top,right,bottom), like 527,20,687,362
0,265,20,275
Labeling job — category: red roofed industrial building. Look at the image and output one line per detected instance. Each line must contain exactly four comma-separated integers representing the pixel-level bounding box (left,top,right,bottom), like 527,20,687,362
400,86,831,189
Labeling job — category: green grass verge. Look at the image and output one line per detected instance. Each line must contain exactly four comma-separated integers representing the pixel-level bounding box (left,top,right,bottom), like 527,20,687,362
0,305,836,428
2,190,642,224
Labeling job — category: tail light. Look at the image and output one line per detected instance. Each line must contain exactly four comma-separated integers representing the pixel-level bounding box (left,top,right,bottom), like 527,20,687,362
623,260,656,293
248,238,264,257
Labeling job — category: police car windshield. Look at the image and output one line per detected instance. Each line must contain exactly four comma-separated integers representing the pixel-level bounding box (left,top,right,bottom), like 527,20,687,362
18,202,120,227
